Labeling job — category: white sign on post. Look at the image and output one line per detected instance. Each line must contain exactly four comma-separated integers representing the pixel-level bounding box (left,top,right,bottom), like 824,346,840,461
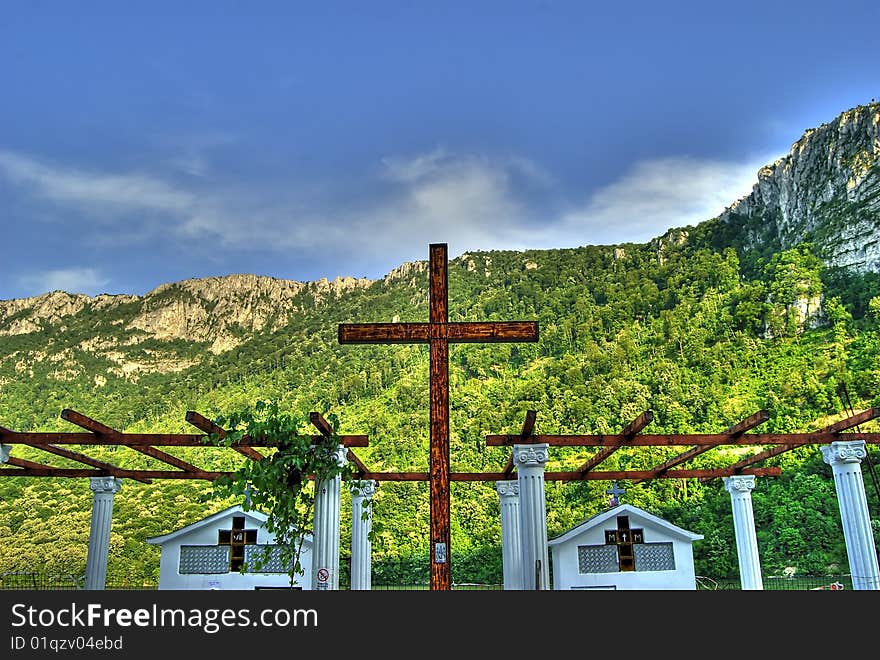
316,567,330,590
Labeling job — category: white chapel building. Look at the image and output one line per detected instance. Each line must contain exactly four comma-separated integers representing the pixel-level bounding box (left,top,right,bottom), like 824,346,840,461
548,503,703,590
146,504,313,590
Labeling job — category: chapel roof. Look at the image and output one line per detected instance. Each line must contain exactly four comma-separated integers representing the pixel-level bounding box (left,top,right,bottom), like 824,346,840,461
547,502,704,546
145,504,272,545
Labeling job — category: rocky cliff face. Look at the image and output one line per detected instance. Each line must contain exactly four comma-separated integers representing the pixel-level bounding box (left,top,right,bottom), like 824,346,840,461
0,273,374,354
719,101,880,272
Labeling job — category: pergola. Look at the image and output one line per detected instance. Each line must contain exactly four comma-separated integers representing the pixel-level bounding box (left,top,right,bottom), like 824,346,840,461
1,403,879,590
6,406,877,483
0,409,369,481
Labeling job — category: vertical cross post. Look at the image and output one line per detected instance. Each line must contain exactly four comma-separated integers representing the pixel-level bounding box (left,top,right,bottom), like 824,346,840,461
428,243,451,589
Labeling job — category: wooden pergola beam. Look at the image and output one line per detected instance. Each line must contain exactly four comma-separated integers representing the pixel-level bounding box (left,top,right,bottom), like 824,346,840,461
485,431,880,447
576,410,654,475
700,408,880,482
309,411,372,477
0,468,230,480
309,412,335,438
6,456,61,471
351,467,782,482
185,411,265,461
633,410,770,484
62,409,202,474
346,450,370,477
2,424,151,484
501,410,537,478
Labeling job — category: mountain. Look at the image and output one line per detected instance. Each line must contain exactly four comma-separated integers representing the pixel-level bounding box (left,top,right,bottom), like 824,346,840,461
705,101,879,273
1,102,879,587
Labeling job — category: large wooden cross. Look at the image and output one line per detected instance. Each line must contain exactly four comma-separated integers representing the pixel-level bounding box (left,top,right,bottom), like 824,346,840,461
338,243,539,589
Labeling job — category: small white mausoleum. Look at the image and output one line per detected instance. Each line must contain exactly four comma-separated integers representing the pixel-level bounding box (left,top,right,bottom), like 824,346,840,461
548,503,703,590
146,504,312,590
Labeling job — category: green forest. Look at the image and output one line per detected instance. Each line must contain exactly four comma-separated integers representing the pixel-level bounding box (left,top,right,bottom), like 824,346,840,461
1,225,879,587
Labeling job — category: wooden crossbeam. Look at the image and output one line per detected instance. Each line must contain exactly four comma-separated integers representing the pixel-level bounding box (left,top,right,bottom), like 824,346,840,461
349,467,782,481
576,410,654,475
633,410,770,484
0,430,373,448
185,411,265,461
699,408,880,482
62,409,201,474
0,426,151,484
0,465,784,481
0,467,229,480
6,456,60,471
346,450,369,477
309,411,370,476
484,431,880,446
501,410,537,478
309,412,335,437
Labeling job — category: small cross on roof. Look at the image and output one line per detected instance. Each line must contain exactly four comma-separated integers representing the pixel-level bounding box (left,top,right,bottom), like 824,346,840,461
606,481,625,507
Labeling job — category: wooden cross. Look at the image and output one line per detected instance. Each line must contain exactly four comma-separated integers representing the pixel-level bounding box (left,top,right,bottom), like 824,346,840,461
219,515,257,572
339,243,539,590
604,515,643,572
606,481,625,507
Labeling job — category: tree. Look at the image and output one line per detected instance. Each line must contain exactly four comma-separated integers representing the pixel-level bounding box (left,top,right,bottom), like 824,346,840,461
204,400,363,586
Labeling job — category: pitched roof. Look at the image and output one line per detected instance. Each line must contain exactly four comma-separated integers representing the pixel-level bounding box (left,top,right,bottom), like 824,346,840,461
146,504,294,545
548,503,703,546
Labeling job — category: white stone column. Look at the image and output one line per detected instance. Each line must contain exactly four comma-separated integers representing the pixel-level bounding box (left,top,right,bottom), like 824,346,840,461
514,444,550,590
84,476,122,590
821,440,880,590
312,445,346,590
0,444,10,464
496,480,523,590
350,479,376,590
723,475,764,590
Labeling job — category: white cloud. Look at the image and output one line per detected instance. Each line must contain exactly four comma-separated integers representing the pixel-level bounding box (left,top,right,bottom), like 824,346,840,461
0,147,778,284
0,150,194,214
18,268,110,296
178,149,549,260
547,155,775,247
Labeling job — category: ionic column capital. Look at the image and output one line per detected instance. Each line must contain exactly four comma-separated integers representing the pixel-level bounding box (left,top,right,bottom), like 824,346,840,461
89,476,122,495
351,479,376,498
723,474,756,494
496,480,519,498
513,444,549,468
821,440,867,466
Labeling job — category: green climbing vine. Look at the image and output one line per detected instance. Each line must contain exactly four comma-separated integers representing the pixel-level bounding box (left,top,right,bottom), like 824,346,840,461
204,400,363,586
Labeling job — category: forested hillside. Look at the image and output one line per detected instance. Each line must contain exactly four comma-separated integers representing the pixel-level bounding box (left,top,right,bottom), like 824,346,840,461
1,102,879,586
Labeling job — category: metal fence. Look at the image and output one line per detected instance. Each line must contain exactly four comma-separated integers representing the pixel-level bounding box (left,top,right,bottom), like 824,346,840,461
0,571,157,591
0,572,83,590
0,569,854,591
696,574,854,590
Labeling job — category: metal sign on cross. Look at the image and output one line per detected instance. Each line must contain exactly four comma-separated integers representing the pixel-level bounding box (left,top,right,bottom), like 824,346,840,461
338,243,539,590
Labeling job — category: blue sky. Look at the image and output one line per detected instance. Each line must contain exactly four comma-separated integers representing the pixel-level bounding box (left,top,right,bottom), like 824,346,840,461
1,1,878,300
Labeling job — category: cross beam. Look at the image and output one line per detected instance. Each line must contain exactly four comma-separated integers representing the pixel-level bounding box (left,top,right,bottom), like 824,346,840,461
576,410,654,475
62,409,202,474
0,410,370,482
310,412,370,476
699,408,880,482
337,467,782,481
339,243,539,590
1,424,152,484
632,410,770,484
485,431,880,446
501,410,537,478
185,411,265,461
